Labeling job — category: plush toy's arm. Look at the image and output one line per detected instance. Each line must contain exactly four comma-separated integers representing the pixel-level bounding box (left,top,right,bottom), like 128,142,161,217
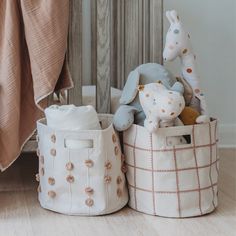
113,105,139,131
196,115,210,124
144,116,159,133
174,117,184,126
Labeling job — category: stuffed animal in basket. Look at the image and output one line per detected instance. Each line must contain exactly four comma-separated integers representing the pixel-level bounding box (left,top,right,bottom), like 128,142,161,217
163,10,210,124
138,82,185,133
113,63,185,131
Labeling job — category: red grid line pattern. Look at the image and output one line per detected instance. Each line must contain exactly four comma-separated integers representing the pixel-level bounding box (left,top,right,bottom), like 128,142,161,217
209,123,216,209
215,122,220,176
133,125,138,210
150,134,156,215
124,140,218,152
192,125,203,215
173,146,181,217
128,182,218,194
126,158,219,173
125,121,219,216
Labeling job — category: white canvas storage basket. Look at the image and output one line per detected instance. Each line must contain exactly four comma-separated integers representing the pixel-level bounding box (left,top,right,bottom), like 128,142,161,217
123,119,219,218
36,114,128,215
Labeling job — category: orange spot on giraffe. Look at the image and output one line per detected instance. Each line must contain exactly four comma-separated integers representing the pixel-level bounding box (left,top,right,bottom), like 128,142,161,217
186,68,192,73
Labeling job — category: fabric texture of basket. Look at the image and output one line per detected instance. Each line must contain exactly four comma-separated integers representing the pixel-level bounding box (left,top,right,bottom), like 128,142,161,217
36,114,128,215
123,119,219,218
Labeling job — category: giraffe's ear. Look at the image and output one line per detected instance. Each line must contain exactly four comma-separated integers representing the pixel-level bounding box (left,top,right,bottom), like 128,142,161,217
170,10,180,23
166,11,174,24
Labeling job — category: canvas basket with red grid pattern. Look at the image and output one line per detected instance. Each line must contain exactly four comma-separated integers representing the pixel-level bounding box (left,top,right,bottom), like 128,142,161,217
123,119,219,218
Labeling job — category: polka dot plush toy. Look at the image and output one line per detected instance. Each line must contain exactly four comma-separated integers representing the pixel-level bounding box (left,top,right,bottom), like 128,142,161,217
163,10,210,124
138,82,185,133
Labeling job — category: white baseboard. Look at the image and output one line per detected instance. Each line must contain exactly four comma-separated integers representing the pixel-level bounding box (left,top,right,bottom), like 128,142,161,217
219,124,236,148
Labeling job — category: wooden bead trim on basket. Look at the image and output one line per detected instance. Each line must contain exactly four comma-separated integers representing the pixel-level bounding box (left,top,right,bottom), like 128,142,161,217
50,134,56,143
40,167,45,176
37,185,41,193
66,162,74,171
114,146,119,156
112,133,117,143
121,154,125,162
48,177,55,185
36,148,40,157
85,198,94,207
121,164,127,173
40,155,44,164
66,175,75,183
35,173,40,182
48,191,56,198
85,187,94,196
104,175,112,184
105,161,112,170
117,188,122,198
84,159,94,168
50,148,56,157
116,176,122,185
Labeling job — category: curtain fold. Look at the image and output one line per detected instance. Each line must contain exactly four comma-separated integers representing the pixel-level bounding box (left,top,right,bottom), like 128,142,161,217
0,0,73,171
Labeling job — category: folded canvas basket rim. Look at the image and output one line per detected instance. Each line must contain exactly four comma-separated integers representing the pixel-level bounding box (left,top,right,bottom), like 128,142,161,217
37,113,114,135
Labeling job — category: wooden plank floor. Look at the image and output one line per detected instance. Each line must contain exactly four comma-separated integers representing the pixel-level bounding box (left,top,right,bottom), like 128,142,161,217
0,149,235,236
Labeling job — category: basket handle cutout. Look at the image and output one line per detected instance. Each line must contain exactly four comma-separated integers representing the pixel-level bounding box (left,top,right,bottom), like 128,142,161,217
166,134,192,147
64,138,94,149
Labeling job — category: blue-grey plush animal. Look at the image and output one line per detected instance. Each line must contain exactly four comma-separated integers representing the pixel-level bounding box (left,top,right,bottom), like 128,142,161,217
113,63,184,131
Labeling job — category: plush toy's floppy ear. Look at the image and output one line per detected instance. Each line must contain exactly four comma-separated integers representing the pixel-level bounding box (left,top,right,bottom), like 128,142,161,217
170,10,180,23
119,70,140,105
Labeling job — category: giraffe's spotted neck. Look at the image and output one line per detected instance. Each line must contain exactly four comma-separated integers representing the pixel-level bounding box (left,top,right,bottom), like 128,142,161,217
179,52,199,90
180,52,196,72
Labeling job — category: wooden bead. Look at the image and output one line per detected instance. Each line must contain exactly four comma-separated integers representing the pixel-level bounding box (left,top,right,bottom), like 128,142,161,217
117,188,122,198
50,149,56,157
40,168,45,176
66,175,74,183
40,155,44,164
85,198,94,207
48,191,56,198
121,164,127,173
35,174,40,182
121,153,125,162
66,162,74,171
36,148,40,157
114,146,119,156
116,176,122,185
105,161,112,170
112,133,117,143
84,159,94,168
50,134,56,143
48,177,55,185
104,175,112,184
37,185,41,193
85,187,94,196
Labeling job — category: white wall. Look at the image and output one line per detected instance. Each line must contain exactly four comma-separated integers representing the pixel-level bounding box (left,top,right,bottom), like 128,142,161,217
163,0,236,147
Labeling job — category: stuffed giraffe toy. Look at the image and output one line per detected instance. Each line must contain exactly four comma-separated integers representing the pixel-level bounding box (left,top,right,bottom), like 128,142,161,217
163,10,210,124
